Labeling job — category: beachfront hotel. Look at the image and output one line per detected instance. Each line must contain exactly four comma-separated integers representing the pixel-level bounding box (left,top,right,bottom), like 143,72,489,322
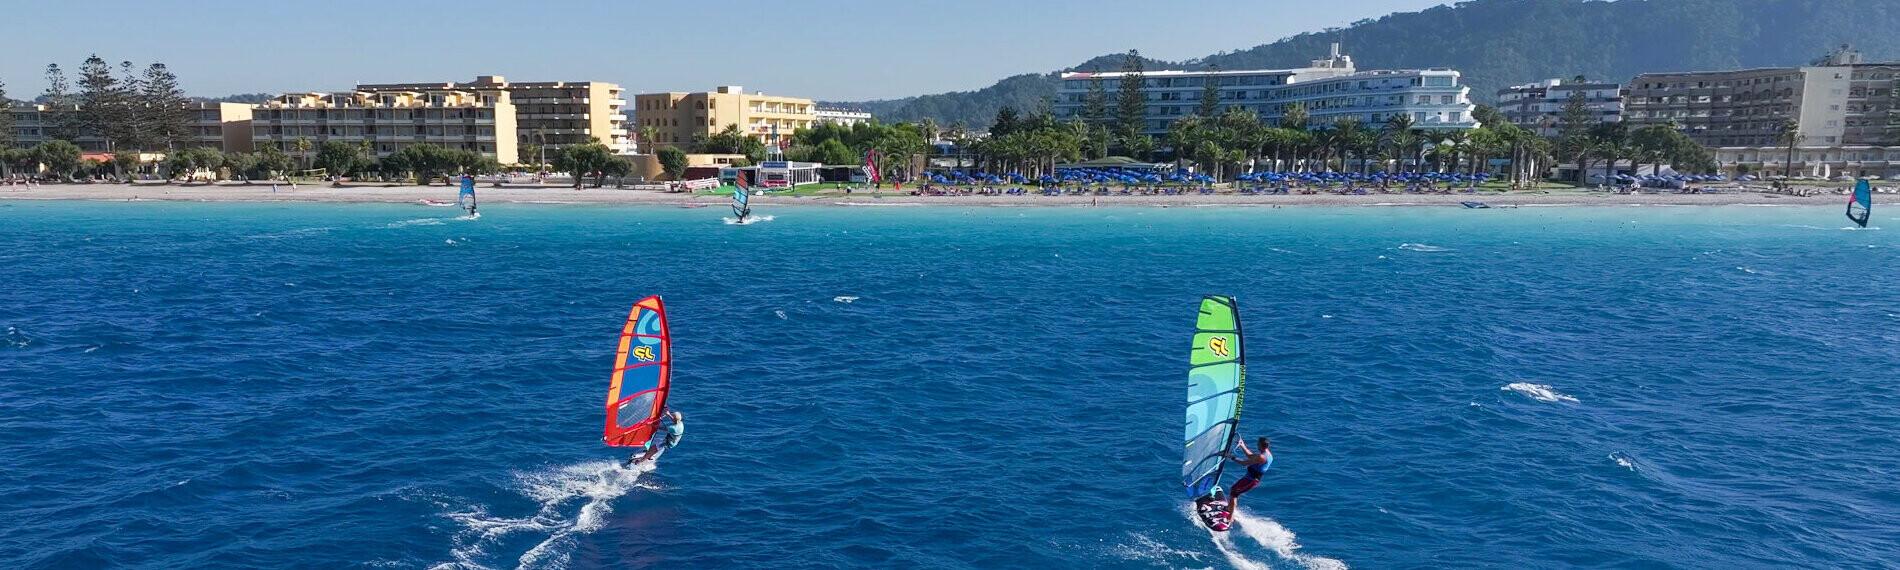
8,102,255,154
357,76,629,157
1624,46,1900,178
1053,45,1479,135
251,87,519,165
1496,78,1624,138
633,86,817,149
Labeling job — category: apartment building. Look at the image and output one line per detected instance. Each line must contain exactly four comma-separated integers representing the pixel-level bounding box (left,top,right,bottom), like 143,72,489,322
633,86,817,149
1054,45,1478,136
251,87,518,164
8,102,254,153
1496,79,1623,137
1626,46,1900,178
359,76,628,157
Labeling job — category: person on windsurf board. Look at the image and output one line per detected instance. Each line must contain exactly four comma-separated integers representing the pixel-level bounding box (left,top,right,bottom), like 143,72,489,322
626,408,684,467
1187,295,1248,532
1222,437,1272,514
731,173,752,223
604,296,682,468
457,173,478,216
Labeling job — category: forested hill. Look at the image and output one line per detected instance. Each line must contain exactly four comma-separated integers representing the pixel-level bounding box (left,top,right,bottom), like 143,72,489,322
837,0,1900,128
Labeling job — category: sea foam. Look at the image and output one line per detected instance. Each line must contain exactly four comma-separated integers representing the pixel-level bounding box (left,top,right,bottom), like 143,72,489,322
1502,382,1579,403
433,460,657,570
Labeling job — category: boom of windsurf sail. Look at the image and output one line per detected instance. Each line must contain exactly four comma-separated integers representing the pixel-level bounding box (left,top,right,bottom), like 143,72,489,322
604,295,672,448
732,178,751,219
1185,295,1245,499
1848,179,1872,228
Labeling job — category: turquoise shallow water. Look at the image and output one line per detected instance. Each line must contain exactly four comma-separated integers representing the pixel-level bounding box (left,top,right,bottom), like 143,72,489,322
1,201,1896,569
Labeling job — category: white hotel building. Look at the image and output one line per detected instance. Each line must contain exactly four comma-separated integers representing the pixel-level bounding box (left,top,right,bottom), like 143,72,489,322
1055,45,1478,136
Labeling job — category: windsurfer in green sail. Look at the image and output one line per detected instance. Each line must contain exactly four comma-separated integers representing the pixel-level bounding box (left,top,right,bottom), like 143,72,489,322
1222,437,1273,514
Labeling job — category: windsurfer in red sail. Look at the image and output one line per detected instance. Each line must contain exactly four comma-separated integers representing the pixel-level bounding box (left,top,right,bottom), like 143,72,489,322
625,408,685,467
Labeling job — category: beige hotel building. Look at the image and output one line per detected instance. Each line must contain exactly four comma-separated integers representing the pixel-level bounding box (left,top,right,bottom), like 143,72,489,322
634,86,817,149
252,76,627,166
252,86,520,164
359,76,628,156
9,102,253,153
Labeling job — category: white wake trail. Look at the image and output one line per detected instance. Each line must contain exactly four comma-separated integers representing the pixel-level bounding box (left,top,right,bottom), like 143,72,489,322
1230,509,1349,570
1212,530,1272,570
722,215,775,225
432,460,657,570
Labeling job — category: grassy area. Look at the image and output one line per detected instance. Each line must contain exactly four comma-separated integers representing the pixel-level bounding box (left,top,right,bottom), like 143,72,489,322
698,183,861,197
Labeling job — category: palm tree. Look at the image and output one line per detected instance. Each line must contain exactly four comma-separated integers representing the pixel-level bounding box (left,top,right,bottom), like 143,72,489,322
1432,130,1470,174
293,137,313,172
639,125,660,154
919,119,940,144
1777,119,1800,180
1328,118,1364,173
1467,127,1506,178
1381,115,1417,173
1590,122,1631,186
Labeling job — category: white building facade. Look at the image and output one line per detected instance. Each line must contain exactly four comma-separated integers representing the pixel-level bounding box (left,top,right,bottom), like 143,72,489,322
815,108,872,127
1496,79,1624,137
1054,46,1478,136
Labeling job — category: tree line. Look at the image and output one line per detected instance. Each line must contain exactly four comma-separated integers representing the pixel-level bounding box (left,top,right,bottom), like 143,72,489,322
905,55,1718,186
32,56,193,155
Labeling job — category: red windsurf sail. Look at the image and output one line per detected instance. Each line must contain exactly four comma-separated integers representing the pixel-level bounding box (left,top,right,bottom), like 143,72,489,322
604,295,671,447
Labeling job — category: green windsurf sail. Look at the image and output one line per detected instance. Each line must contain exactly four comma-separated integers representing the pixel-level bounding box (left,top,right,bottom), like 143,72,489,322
1184,295,1245,499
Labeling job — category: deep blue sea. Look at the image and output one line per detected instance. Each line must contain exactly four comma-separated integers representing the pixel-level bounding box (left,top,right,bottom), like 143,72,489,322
2,201,1897,569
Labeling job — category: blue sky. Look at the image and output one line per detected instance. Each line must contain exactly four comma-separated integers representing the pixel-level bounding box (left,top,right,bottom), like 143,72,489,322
4,0,1446,101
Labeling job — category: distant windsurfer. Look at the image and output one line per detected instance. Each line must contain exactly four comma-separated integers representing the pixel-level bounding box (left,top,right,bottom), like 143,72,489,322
626,408,684,466
1221,437,1273,514
459,173,478,216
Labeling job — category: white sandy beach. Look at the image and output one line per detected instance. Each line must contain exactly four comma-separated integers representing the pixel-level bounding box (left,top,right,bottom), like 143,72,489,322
0,181,1854,208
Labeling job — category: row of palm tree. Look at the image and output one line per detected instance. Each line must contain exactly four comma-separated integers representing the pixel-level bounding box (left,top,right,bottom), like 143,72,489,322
1162,106,1555,186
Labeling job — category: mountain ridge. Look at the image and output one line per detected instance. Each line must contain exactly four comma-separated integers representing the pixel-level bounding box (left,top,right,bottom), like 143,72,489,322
835,0,1900,128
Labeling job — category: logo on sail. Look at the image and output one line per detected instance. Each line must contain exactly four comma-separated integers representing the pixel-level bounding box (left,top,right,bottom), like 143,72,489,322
632,345,656,362
1208,336,1232,358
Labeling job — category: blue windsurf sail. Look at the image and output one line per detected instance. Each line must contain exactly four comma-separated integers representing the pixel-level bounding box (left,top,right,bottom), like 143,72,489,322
1848,179,1872,228
1185,295,1245,499
732,184,750,219
457,175,477,214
